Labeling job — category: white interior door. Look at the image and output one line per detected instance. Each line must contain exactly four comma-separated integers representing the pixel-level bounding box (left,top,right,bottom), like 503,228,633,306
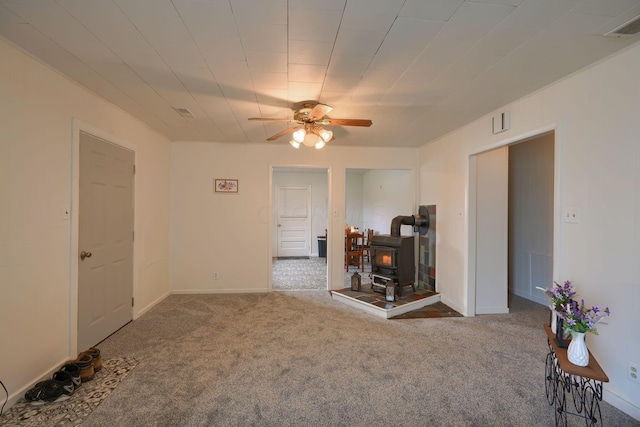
475,147,509,314
78,132,134,350
276,186,310,257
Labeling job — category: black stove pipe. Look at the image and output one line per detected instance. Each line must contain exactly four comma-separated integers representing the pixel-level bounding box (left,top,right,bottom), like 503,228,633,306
390,213,430,237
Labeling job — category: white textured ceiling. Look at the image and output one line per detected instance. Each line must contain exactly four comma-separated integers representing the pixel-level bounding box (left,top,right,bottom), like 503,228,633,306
1,0,639,147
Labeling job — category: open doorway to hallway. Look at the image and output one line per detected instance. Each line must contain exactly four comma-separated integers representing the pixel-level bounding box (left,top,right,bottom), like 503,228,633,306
508,132,555,304
471,131,555,314
271,167,328,290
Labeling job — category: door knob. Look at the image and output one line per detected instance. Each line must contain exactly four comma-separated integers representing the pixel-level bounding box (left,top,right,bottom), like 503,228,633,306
80,251,92,260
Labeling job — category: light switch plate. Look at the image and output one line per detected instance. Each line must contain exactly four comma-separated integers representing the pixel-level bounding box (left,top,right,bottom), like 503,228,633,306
563,207,580,224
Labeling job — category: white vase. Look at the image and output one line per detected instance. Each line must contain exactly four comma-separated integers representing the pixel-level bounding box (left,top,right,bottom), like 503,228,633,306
550,307,557,334
567,331,589,366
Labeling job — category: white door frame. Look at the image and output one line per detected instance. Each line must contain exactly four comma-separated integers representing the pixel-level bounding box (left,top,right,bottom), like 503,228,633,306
269,165,331,291
465,123,561,317
70,118,137,357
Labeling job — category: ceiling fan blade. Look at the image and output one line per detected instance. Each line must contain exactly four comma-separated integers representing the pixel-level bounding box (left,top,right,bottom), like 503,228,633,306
249,117,292,122
266,127,298,141
307,103,333,121
321,118,372,127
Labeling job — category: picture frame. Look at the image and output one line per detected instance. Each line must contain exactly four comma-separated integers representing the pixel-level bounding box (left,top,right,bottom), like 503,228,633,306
214,179,238,193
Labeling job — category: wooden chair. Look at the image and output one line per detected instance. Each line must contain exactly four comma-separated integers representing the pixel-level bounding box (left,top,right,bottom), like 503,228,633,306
345,232,364,271
363,229,374,262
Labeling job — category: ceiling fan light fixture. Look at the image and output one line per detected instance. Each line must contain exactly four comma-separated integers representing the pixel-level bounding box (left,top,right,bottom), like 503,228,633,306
302,133,320,147
318,128,333,143
249,102,371,148
292,128,306,143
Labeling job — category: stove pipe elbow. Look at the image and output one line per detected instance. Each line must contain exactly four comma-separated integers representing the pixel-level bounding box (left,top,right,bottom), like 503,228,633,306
390,213,430,237
390,216,416,236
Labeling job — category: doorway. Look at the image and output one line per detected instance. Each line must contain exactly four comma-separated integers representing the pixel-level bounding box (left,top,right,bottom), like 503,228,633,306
272,168,328,290
345,168,414,287
469,130,555,315
77,132,134,351
508,133,555,303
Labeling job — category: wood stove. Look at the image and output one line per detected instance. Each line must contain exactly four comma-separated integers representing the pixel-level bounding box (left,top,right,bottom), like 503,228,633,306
370,208,430,299
371,235,415,297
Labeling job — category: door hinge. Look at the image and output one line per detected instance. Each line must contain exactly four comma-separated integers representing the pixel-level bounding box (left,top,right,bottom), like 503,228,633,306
132,297,134,307
133,165,136,174
132,231,135,241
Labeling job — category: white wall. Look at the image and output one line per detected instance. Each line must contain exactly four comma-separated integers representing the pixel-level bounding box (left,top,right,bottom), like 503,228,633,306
345,170,364,229
418,42,640,418
362,169,413,236
345,168,414,236
171,143,418,294
272,169,328,256
0,39,172,406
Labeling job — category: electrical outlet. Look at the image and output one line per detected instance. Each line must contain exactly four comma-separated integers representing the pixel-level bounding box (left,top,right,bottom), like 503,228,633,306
630,362,639,383
213,272,219,280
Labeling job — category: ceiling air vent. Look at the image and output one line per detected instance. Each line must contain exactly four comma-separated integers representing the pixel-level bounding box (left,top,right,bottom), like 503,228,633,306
173,107,194,118
605,15,640,37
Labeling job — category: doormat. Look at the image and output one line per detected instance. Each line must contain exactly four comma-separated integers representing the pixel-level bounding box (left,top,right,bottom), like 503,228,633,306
1,357,139,427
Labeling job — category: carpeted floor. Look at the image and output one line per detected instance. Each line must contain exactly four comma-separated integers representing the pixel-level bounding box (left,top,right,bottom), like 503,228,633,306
4,293,636,426
52,292,638,427
1,358,138,427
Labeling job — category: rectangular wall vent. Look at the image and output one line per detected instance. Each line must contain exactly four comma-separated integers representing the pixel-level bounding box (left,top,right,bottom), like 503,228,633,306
173,107,194,118
492,111,510,134
605,15,640,37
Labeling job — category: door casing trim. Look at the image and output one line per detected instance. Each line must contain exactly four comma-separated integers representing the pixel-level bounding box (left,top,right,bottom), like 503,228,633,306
70,118,137,357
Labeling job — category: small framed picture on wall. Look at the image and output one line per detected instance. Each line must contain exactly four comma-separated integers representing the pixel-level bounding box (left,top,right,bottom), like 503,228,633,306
214,179,238,193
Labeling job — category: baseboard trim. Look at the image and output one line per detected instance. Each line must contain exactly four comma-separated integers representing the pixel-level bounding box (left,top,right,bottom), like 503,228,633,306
4,356,71,413
134,290,170,320
475,306,510,315
171,288,269,294
440,296,466,317
604,388,640,421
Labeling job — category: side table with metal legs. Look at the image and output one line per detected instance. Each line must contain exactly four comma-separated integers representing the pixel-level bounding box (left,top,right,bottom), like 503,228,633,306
543,325,609,426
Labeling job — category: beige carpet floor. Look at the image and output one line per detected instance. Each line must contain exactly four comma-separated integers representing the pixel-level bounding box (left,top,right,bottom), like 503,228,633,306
65,291,638,427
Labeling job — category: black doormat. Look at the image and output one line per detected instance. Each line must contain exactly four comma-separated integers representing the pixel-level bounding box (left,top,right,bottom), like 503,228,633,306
276,256,310,260
1,357,139,426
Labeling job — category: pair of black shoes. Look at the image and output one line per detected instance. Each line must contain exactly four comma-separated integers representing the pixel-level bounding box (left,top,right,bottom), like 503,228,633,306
23,365,80,405
24,347,102,405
